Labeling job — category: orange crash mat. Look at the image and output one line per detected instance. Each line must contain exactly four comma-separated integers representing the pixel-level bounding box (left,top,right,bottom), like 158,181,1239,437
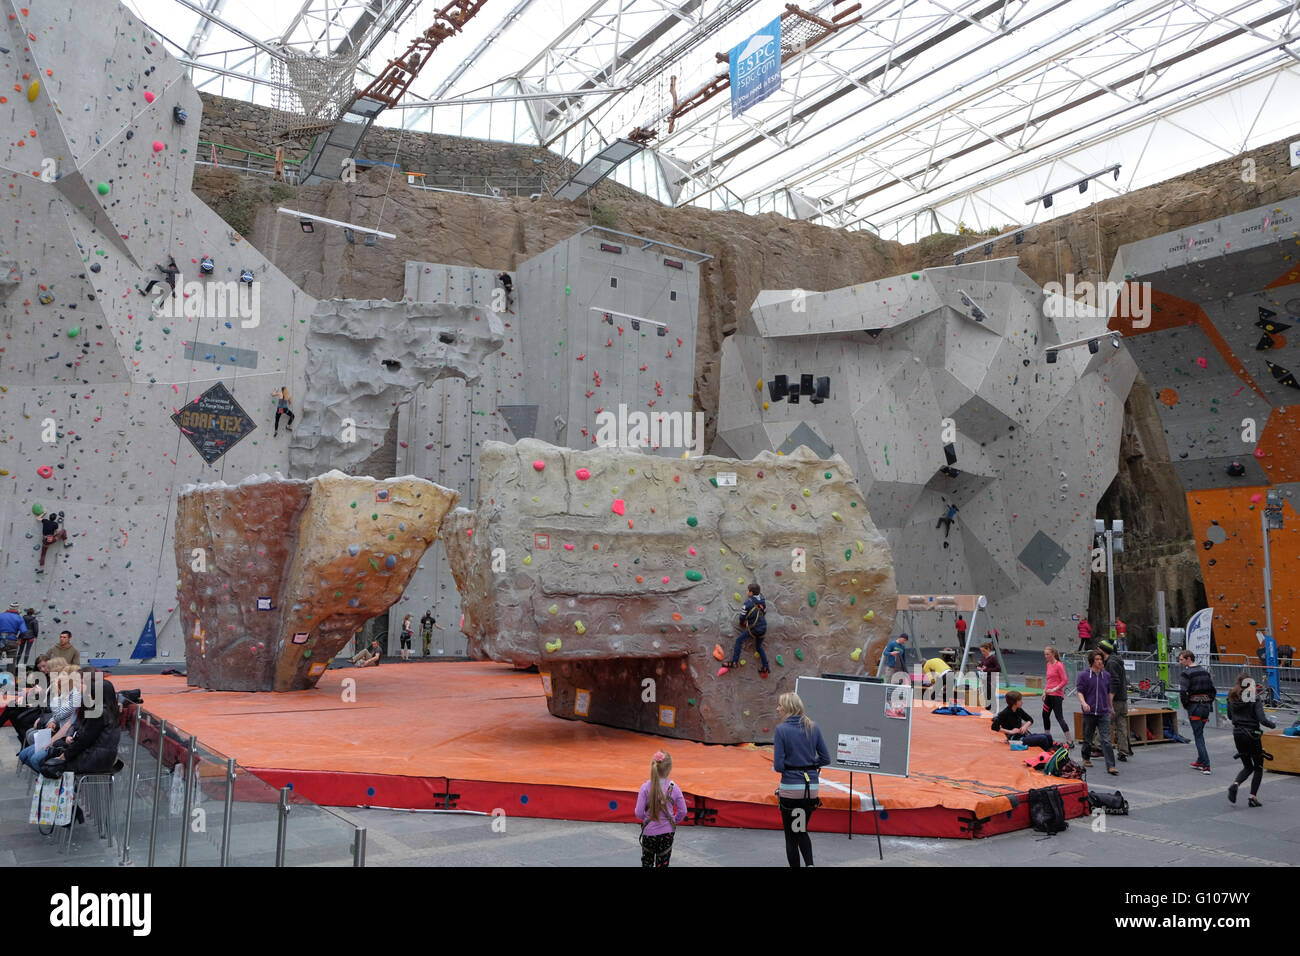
123,663,1062,821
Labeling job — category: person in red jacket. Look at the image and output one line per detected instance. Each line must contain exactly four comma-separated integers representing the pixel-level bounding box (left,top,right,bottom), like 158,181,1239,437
1076,617,1092,653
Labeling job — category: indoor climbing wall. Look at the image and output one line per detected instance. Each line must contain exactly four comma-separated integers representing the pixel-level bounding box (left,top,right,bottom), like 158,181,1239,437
715,259,1138,650
1108,198,1300,655
444,439,897,744
392,263,524,654
516,227,707,454
0,0,316,661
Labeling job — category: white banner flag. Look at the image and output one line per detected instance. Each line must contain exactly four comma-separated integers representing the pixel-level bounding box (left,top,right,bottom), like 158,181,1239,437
1185,608,1214,665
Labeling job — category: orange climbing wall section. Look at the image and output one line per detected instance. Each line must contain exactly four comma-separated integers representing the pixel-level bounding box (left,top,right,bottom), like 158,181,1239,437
1185,490,1300,655
121,663,1089,840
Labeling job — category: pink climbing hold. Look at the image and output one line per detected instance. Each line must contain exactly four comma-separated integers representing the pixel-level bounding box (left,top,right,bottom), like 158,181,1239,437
564,543,575,550
688,547,696,556
152,141,164,152
1195,356,1208,369
662,576,670,584
575,467,591,480
532,460,545,471
1251,493,1263,504
143,91,155,103
37,465,52,479
612,498,625,516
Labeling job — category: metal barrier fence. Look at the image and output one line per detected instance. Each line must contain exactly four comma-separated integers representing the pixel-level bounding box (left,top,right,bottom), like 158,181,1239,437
111,705,365,867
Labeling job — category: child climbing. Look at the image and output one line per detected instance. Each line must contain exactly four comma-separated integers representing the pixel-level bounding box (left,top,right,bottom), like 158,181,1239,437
635,750,687,867
720,582,768,676
936,499,958,539
138,256,179,305
273,387,294,436
36,510,71,573
497,272,514,310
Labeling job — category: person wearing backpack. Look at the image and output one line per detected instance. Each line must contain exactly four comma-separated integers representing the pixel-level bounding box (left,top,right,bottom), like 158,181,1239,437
774,691,830,867
721,583,769,676
1178,649,1216,774
635,750,687,866
1227,674,1276,807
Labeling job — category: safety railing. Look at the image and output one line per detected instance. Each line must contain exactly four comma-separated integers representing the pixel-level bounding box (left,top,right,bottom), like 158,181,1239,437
112,705,364,866
196,141,303,185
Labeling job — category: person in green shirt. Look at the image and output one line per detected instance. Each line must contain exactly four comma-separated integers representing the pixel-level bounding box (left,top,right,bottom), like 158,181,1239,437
46,629,80,667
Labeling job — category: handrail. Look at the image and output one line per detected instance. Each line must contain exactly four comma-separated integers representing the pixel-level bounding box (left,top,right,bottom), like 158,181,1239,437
197,140,303,166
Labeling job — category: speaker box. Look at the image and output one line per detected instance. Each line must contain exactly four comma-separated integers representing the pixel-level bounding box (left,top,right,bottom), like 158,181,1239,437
769,375,788,402
788,390,800,404
814,377,830,399
800,373,814,395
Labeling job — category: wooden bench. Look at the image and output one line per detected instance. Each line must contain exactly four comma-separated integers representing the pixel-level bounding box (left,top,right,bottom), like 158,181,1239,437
1264,729,1300,775
1074,706,1177,747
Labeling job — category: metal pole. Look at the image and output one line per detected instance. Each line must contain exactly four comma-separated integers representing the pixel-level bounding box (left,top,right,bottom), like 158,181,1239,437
1105,528,1117,646
147,719,167,868
848,771,853,840
275,785,290,867
219,758,235,867
1262,509,1275,641
178,735,196,867
868,774,883,861
353,827,367,867
119,707,142,866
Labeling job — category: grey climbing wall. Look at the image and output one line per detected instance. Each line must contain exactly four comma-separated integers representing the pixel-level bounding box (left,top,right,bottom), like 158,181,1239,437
0,0,317,662
716,259,1138,650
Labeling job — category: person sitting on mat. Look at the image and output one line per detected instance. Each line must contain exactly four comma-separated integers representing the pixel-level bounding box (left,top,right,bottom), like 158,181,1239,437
350,640,382,668
990,690,1054,750
720,582,769,676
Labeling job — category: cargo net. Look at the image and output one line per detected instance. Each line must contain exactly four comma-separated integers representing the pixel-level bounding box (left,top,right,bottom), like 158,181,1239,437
268,45,360,142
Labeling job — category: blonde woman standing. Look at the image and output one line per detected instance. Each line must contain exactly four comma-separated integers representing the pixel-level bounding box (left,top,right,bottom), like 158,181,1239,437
773,691,830,867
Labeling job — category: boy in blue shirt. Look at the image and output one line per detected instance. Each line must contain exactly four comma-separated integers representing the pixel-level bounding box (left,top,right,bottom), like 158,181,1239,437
721,583,769,677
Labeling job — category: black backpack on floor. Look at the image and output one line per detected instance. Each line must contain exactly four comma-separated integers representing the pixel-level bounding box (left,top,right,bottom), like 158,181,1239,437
1088,789,1129,815
1028,785,1068,835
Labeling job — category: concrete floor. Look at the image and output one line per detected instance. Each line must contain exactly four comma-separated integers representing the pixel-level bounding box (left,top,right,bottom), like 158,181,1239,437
3,680,1297,867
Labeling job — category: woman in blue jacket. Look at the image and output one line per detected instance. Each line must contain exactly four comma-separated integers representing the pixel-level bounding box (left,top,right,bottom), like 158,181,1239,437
773,691,830,867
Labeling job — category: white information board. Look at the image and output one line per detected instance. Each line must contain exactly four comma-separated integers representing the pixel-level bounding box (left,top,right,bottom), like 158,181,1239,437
795,676,912,777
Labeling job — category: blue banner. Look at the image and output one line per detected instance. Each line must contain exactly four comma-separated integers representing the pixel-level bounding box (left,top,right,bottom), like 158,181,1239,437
131,610,157,660
729,17,782,118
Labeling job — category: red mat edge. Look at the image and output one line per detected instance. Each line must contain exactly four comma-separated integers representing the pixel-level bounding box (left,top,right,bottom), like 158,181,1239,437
249,767,1092,841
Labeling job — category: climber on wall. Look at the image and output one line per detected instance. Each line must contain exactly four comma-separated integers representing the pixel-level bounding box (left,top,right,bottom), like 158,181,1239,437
936,499,958,539
273,386,294,436
36,510,71,573
720,582,769,677
138,255,179,305
497,272,513,309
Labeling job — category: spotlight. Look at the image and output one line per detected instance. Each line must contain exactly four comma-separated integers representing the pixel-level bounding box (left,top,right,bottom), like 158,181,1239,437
983,243,992,255
299,219,314,233
1111,334,1121,349
173,105,188,125
1046,349,1058,364
364,233,378,247
603,312,613,325
631,319,641,331
656,326,666,337
955,254,965,265
530,193,541,201
1079,180,1088,194
343,227,355,244
1015,231,1024,244
1088,339,1100,354
1043,194,1053,209
1113,167,1120,181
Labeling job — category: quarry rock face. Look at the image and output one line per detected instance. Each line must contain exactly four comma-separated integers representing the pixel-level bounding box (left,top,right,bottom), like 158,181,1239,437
176,471,458,691
444,438,897,743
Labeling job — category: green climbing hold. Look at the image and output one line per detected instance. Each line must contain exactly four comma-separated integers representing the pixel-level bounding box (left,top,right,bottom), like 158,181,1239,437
686,516,698,527
824,471,832,479
565,286,571,295
687,698,696,706
911,273,920,279
795,648,804,661
66,327,79,338
845,549,852,561
96,182,110,195
303,650,311,658
350,502,357,508
685,570,703,581
850,501,857,507
369,558,379,570
849,595,856,606
371,513,378,520
808,591,817,607
709,477,718,487
775,654,784,667
32,503,44,516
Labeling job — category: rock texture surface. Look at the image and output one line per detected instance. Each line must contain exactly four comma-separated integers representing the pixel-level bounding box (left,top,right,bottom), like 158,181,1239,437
176,471,458,691
444,439,897,743
289,299,505,479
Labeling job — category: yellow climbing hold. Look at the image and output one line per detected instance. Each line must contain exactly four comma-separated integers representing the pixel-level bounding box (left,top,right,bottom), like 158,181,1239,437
757,378,763,390
802,488,811,497
548,604,559,615
575,620,586,634
720,548,727,555
831,511,842,521
865,610,875,621
850,647,863,661
734,592,743,603
763,402,770,410
27,81,39,102
545,639,562,653
523,555,532,565
856,540,864,553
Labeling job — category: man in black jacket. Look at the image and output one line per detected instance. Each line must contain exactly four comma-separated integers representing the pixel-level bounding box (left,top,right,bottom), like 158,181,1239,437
1097,641,1134,761
40,677,120,776
1179,650,1216,773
